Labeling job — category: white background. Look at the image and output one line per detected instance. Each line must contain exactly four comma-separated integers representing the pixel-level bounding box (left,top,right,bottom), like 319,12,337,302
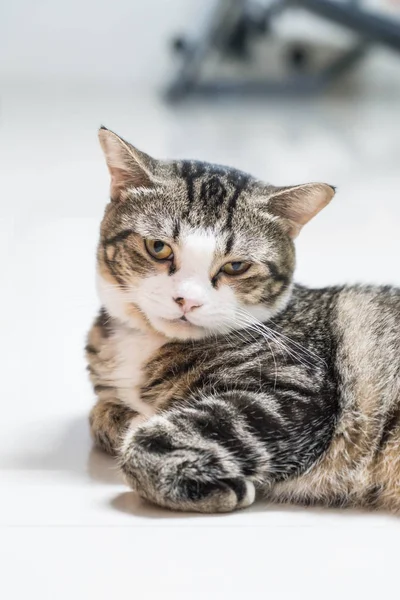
1,1,400,598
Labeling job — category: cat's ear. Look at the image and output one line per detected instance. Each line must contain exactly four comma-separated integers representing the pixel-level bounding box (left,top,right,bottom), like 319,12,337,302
98,126,156,201
264,183,335,238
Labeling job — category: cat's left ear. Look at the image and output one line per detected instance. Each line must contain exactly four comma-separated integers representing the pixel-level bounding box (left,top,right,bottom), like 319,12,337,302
264,183,336,238
98,126,157,201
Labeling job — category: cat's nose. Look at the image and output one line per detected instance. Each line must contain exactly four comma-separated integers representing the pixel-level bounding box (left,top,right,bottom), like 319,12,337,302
174,297,203,312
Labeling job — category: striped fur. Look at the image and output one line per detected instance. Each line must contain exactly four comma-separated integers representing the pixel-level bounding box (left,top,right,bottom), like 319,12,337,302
86,128,400,512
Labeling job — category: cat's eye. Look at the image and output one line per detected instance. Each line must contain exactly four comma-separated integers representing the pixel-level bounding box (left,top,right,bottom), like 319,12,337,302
145,239,174,261
221,261,251,276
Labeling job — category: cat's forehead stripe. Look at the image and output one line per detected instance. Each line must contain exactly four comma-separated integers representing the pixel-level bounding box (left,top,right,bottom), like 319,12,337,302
178,160,250,224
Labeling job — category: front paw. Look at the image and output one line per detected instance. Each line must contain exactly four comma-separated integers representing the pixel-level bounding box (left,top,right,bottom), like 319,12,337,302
119,416,256,513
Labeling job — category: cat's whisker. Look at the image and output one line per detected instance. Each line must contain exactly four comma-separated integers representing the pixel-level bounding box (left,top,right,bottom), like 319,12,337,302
237,319,278,387
259,315,327,364
233,309,315,372
235,307,324,370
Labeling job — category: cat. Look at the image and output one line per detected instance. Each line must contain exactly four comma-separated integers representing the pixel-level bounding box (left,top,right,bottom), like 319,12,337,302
86,126,400,513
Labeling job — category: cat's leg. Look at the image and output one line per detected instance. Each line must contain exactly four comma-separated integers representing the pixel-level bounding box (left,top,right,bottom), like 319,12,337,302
119,395,272,513
89,396,141,456
86,311,147,456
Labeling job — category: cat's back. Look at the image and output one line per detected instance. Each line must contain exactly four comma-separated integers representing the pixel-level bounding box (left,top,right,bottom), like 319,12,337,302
334,283,400,332
288,282,400,366
332,284,400,391
292,282,400,407
271,284,400,508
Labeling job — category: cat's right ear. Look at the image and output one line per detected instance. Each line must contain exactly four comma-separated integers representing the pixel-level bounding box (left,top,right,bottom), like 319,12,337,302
98,126,156,201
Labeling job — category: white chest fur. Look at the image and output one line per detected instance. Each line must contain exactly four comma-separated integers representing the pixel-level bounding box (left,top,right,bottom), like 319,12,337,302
109,324,166,416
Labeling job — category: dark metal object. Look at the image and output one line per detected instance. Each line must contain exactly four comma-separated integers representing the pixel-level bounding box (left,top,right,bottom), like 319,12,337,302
298,0,400,52
165,0,400,102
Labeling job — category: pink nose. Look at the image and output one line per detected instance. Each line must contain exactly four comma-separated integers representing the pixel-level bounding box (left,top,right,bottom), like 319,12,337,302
174,297,203,313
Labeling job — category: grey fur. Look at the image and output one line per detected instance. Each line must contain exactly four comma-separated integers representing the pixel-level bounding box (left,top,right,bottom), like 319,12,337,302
87,128,400,513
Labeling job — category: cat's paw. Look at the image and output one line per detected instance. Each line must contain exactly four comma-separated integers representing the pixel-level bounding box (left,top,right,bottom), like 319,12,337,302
119,415,256,513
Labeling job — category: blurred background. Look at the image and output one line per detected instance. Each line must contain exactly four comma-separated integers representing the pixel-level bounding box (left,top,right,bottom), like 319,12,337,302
1,0,400,530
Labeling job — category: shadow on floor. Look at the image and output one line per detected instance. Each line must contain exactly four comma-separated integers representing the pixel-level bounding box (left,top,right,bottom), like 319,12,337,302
110,489,393,521
5,414,123,485
7,415,397,522
111,490,226,520
87,446,124,484
5,415,88,471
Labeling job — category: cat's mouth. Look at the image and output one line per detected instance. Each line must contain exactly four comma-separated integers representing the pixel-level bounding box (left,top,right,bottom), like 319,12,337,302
151,314,210,340
160,315,203,330
170,315,196,326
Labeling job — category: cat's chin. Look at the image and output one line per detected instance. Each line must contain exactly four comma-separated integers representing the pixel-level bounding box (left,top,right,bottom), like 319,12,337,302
148,316,211,341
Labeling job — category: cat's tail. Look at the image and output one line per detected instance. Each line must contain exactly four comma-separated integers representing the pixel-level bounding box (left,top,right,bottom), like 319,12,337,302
118,396,268,513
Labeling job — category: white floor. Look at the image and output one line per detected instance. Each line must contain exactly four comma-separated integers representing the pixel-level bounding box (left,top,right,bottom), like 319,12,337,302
2,49,400,598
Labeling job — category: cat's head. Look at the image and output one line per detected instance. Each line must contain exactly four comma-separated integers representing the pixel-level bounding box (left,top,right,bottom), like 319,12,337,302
97,127,334,340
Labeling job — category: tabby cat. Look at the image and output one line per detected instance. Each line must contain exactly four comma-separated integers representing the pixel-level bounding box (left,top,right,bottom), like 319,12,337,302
86,126,400,513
